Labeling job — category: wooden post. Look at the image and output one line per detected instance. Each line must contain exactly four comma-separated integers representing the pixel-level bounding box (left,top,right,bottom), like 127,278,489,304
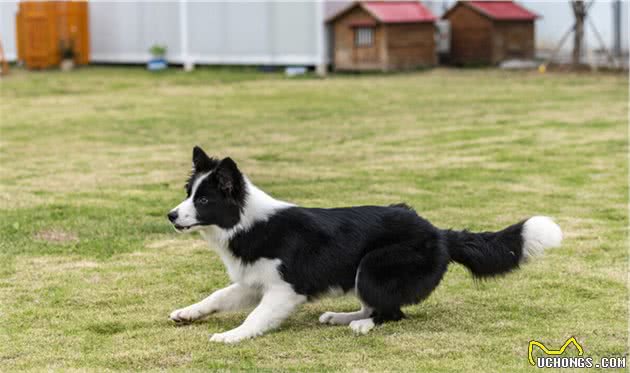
0,34,9,76
612,0,622,58
380,25,389,72
571,0,586,67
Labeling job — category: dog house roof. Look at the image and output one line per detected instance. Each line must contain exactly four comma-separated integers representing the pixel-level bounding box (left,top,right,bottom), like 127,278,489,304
462,1,538,21
328,1,437,24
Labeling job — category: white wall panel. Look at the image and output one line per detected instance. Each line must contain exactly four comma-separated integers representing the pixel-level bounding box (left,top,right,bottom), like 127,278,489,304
90,2,181,63
188,2,226,56
270,2,317,57
0,1,18,61
91,1,325,66
225,2,270,56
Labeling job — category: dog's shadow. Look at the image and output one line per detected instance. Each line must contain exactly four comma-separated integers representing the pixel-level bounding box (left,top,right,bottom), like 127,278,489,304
167,303,446,334
169,313,240,331
86,319,161,336
165,307,328,334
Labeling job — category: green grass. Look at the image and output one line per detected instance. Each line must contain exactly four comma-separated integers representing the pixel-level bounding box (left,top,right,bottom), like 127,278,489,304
0,66,627,372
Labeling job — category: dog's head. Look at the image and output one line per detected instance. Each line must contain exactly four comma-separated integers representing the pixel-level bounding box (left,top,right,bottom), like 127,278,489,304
167,146,246,233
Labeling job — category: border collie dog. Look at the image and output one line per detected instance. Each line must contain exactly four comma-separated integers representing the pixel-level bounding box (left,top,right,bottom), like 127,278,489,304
167,146,562,343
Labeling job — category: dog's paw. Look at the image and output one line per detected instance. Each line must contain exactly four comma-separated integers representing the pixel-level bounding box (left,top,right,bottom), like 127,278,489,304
319,311,336,324
169,306,203,323
319,311,352,325
349,318,375,335
209,328,254,344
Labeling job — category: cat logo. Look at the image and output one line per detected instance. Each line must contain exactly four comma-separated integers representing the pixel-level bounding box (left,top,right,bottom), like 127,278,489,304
528,337,584,366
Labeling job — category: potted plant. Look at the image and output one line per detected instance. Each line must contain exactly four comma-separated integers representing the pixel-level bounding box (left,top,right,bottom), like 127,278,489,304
60,40,75,71
147,44,167,71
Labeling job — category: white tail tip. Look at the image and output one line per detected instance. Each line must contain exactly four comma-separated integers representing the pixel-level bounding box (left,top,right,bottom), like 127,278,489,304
521,216,562,262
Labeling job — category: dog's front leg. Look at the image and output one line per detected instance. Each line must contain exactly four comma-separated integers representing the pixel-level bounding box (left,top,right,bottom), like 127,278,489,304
209,284,306,343
169,283,260,323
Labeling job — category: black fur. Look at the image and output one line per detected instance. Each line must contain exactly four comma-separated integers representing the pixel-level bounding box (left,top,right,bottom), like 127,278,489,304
186,150,246,229
186,146,219,196
228,204,525,323
176,149,536,326
442,221,525,278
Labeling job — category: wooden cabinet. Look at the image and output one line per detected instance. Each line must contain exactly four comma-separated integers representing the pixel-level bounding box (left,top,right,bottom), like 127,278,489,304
16,1,89,69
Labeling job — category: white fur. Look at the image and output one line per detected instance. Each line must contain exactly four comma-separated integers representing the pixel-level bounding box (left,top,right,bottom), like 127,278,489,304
191,171,211,196
199,178,293,285
169,283,261,323
170,177,302,343
521,216,563,262
319,305,373,325
169,171,212,231
224,177,294,240
199,177,293,244
170,198,197,229
349,318,375,334
209,283,306,343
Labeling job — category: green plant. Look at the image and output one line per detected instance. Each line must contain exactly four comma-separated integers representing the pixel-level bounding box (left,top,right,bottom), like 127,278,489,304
149,44,167,59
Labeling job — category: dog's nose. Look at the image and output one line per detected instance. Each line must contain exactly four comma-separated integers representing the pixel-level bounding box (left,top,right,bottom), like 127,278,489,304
167,211,178,223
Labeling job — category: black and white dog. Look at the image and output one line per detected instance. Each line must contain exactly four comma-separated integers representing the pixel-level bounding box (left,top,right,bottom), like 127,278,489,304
167,146,562,343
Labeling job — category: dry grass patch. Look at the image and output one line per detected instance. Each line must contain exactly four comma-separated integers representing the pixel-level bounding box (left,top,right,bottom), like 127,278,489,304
33,228,79,244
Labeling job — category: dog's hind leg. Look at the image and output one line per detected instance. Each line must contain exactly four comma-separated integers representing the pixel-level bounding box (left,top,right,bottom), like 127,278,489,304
169,283,261,323
351,242,447,334
319,304,373,325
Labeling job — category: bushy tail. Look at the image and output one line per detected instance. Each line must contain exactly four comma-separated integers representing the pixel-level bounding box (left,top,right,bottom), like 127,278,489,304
443,216,562,278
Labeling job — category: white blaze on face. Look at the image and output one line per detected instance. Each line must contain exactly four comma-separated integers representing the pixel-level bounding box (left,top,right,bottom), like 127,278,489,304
171,198,197,229
169,171,211,232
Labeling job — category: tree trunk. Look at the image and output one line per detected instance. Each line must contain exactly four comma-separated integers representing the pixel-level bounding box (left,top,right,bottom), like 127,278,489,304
571,1,586,67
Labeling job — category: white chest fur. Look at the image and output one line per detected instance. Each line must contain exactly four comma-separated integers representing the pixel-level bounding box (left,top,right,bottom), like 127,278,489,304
198,178,293,289
226,256,284,289
201,228,284,289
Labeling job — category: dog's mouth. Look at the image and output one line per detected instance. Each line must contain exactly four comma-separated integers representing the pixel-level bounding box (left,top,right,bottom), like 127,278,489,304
173,223,203,232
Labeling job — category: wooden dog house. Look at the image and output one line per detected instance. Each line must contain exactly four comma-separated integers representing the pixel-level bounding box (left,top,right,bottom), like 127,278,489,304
16,1,89,69
442,1,538,65
327,1,437,71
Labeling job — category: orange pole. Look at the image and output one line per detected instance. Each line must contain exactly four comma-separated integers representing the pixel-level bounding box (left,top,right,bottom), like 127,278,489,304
0,34,9,75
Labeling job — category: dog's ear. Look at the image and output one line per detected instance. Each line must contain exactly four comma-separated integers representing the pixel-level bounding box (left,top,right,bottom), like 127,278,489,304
214,157,244,199
192,146,214,172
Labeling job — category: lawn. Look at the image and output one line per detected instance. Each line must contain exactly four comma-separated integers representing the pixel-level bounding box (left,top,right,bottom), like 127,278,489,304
0,66,627,372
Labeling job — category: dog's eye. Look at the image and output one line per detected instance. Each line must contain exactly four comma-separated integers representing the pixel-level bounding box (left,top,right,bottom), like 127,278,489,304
198,197,208,205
